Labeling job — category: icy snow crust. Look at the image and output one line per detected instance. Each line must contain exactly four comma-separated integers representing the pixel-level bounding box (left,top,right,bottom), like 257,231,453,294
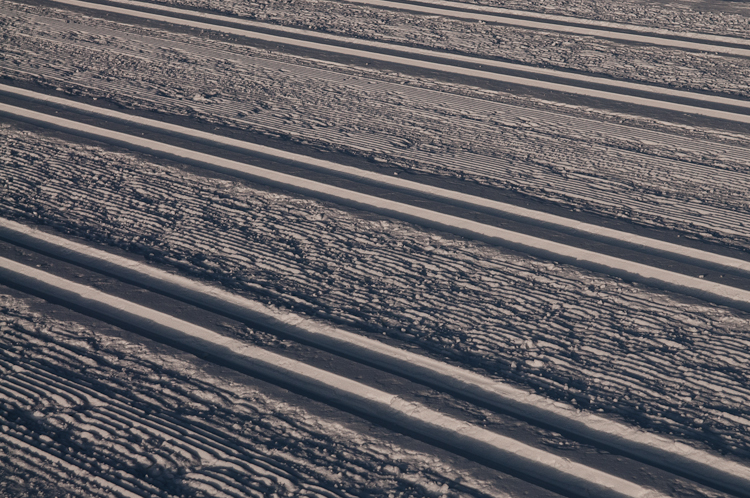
3,125,750,461
4,3,750,251
0,294,508,498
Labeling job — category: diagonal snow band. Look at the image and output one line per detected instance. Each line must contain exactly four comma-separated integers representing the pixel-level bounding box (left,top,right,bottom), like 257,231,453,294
0,432,142,498
3,100,750,313
47,0,750,124
4,83,750,280
342,0,750,50
2,217,750,497
341,0,750,57
0,256,664,498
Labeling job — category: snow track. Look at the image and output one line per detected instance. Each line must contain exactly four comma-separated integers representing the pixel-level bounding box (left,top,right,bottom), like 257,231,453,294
1,295,507,498
2,217,750,496
40,0,750,124
4,101,750,315
5,83,750,281
4,1,750,494
342,0,750,45
5,7,750,252
0,255,668,498
340,0,750,57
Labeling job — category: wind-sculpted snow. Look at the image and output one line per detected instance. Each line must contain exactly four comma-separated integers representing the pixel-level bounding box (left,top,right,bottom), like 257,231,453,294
0,294,501,498
3,125,750,460
3,6,750,251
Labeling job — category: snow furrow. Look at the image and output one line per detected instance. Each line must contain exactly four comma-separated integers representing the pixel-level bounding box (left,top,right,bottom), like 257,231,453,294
0,257,670,498
33,0,750,122
2,314,502,498
340,0,750,55
2,209,750,493
5,82,750,269
6,104,750,313
5,26,750,251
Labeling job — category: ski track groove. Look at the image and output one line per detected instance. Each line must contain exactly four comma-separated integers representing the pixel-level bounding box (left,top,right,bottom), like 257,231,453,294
6,262,698,498
339,0,750,49
5,14,750,248
1,322,464,498
15,330,436,496
8,10,750,158
4,1,750,494
4,124,748,470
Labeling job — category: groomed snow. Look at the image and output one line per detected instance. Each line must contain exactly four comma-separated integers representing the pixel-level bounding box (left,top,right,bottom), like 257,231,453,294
4,103,750,315
3,217,750,495
5,83,750,281
0,256,666,498
41,0,750,124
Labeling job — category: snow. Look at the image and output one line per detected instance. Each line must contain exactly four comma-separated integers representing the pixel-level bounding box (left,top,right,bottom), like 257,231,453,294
0,295,507,498
7,82,750,281
5,1,750,253
3,0,750,493
4,216,750,494
1,258,668,498
3,125,750,469
33,0,750,121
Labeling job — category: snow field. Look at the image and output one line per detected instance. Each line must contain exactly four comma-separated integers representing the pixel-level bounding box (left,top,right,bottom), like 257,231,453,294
339,0,750,43
337,0,750,56
4,7,750,252
0,296,504,498
0,258,669,498
3,125,750,464
6,102,750,316
3,216,750,495
140,0,750,40
5,83,750,281
36,0,750,123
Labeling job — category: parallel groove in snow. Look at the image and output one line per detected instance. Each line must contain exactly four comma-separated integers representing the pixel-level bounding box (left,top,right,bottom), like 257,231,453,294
0,257,664,498
4,102,750,314
4,84,750,279
5,20,750,247
341,0,750,47
1,317,482,498
2,218,750,496
6,124,750,471
42,0,750,123
340,0,750,56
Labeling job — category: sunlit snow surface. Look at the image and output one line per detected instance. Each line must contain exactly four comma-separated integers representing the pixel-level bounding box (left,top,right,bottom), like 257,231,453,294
3,125,750,462
3,0,750,494
0,293,511,498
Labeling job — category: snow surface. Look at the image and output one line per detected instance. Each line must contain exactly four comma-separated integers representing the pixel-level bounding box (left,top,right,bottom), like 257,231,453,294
31,0,750,121
3,0,750,494
6,81,750,281
4,1,750,252
81,0,750,96
3,125,750,464
3,216,749,494
0,294,512,498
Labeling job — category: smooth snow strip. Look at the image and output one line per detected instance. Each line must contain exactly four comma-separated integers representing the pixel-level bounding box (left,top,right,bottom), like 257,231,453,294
345,0,750,48
4,84,749,280
0,256,664,498
47,0,750,124
341,0,750,57
6,97,750,299
3,216,750,496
